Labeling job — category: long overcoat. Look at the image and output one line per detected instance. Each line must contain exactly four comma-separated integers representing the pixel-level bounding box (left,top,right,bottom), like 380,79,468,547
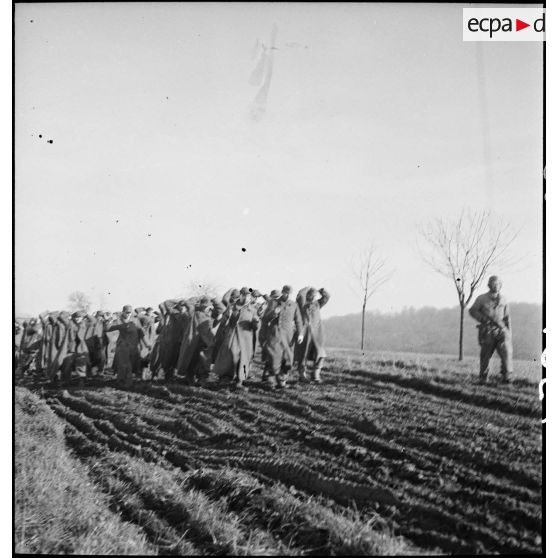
84,316,107,370
39,312,59,372
213,302,260,381
294,288,330,364
176,308,215,377
260,298,303,372
158,300,191,372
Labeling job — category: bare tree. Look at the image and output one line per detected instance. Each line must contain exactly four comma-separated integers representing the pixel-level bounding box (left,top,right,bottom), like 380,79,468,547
419,209,519,360
68,291,92,314
350,244,393,351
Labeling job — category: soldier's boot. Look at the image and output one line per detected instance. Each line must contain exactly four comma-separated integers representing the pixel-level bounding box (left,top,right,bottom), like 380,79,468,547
276,372,287,389
312,358,324,383
298,367,309,383
265,374,276,389
234,379,248,391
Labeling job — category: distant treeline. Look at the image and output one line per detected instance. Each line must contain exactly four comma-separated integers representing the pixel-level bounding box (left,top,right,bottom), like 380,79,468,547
324,302,542,361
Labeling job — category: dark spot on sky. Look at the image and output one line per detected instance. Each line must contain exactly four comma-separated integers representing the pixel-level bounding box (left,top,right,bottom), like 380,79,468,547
148,233,151,237
108,292,111,295
249,288,253,292
166,96,168,100
116,220,119,223
456,278,461,282
30,20,33,23
47,140,53,144
38,134,42,138
241,247,246,252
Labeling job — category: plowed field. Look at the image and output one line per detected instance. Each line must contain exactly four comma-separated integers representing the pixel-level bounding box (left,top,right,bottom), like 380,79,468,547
23,352,543,555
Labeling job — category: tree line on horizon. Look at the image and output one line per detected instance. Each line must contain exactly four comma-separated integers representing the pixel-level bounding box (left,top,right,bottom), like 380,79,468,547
324,302,541,362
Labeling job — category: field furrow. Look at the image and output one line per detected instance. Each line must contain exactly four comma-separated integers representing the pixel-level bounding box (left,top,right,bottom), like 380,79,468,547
23,351,541,555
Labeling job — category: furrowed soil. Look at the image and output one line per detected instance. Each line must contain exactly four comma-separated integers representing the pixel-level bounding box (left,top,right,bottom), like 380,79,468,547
16,350,543,555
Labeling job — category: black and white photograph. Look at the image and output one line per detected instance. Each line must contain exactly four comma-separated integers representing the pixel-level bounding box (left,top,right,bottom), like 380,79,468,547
13,2,544,555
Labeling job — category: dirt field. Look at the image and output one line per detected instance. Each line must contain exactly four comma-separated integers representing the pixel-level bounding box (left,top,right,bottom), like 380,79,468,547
17,350,542,555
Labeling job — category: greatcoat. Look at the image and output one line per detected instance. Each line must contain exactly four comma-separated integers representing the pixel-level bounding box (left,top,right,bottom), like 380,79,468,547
213,302,260,382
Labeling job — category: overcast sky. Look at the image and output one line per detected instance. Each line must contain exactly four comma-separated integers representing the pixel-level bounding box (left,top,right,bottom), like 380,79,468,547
15,2,543,318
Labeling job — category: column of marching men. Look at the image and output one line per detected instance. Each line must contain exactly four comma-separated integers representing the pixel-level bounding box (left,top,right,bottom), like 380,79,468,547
14,285,330,390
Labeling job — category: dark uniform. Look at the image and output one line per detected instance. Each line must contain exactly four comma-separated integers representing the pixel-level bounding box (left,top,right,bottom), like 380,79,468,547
469,290,513,383
105,305,146,388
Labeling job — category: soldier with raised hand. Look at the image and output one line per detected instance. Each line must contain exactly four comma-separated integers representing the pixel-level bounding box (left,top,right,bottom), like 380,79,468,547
259,289,280,382
56,311,90,387
260,285,303,389
213,288,260,390
469,275,513,385
176,296,217,385
294,287,330,383
105,305,146,389
158,299,191,382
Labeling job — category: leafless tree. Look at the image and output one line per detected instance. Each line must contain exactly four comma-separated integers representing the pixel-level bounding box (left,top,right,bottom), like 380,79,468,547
68,291,92,314
418,209,519,360
351,244,393,351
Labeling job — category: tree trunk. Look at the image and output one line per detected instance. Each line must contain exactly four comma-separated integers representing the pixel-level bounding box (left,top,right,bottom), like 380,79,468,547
360,302,366,351
458,304,465,361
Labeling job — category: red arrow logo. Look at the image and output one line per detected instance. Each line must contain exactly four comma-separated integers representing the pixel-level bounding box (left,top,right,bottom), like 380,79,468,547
516,19,530,31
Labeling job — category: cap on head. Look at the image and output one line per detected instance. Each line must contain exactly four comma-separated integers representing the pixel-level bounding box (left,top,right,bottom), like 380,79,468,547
29,318,37,325
122,305,133,313
229,289,240,300
269,289,280,299
252,289,261,298
199,296,210,307
488,275,500,284
240,287,250,296
72,311,84,319
282,285,293,294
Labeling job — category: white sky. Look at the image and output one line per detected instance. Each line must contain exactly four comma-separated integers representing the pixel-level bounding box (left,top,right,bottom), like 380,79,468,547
14,2,543,318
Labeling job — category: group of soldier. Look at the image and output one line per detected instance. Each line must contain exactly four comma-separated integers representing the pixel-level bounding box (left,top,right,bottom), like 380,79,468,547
14,285,330,390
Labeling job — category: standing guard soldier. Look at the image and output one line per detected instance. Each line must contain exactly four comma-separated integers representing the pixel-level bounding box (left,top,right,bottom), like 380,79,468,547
469,275,513,384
